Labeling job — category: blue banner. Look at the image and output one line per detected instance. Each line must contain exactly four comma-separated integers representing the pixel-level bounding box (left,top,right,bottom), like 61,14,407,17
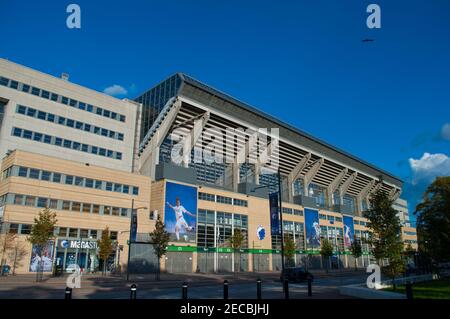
165,181,197,243
130,209,138,242
305,208,321,248
343,215,355,247
269,192,280,236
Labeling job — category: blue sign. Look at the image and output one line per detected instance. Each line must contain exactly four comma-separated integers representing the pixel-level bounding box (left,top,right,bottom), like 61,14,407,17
269,192,280,236
305,208,321,248
256,225,266,240
130,209,138,243
343,216,355,248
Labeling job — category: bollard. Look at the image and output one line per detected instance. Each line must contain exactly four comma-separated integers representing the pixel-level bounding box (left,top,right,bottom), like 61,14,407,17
307,278,312,297
405,282,413,300
223,280,229,300
65,287,72,300
256,278,262,300
284,279,289,299
130,284,137,300
182,282,188,300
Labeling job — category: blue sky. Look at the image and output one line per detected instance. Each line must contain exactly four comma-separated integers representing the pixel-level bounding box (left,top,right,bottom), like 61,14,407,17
1,1,449,223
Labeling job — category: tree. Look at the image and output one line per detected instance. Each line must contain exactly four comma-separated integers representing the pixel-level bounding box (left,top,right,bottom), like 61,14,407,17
27,208,57,281
350,240,363,271
363,187,405,288
415,177,450,264
97,227,113,275
8,240,27,275
149,216,170,280
0,232,17,275
229,229,245,277
320,238,334,273
284,236,296,268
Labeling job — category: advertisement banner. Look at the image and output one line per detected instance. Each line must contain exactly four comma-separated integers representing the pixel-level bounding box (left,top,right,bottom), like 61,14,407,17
343,215,355,247
305,208,321,248
164,181,197,243
269,192,280,236
29,241,54,272
130,209,138,243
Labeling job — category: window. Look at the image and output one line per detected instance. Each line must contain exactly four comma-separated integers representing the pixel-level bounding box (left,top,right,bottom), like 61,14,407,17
103,110,110,118
65,175,74,185
91,146,98,154
74,176,83,186
92,205,100,214
116,153,122,160
44,135,52,144
132,186,139,195
49,199,58,209
50,93,58,101
58,227,67,237
71,202,81,212
14,194,24,205
120,208,128,217
37,111,46,120
23,130,32,139
61,96,69,104
319,214,327,220
47,113,55,122
294,209,303,216
112,207,120,216
81,144,89,152
41,90,50,99
58,117,66,125
78,102,86,110
75,121,83,129
118,133,124,141
95,180,103,189
17,105,26,114
13,127,22,137
29,169,40,179
62,201,71,210
69,228,78,238
104,206,111,215
27,107,36,117
31,87,40,96
82,203,91,213
79,229,89,238
10,80,18,89
85,179,94,188
9,224,19,234
233,198,248,207
37,197,48,208
120,115,126,122
22,84,30,92
122,185,129,194
84,124,91,132
89,230,97,239
217,195,232,205
199,192,215,202
25,196,36,206
114,184,122,193
0,76,9,86
110,231,118,240
55,137,62,146
63,139,72,148
18,167,28,177
99,148,106,156
66,119,74,127
52,173,61,183
33,132,42,142
20,224,32,235
106,182,113,191
72,142,81,150
69,99,77,107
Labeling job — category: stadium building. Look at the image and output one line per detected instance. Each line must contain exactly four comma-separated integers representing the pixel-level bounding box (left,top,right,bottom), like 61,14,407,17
0,59,417,274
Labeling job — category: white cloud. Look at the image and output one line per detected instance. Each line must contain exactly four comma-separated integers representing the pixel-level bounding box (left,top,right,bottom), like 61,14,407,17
409,152,450,184
103,84,128,96
441,123,450,141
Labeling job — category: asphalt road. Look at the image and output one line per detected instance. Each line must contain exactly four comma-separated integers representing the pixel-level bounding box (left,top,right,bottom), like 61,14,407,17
0,272,368,299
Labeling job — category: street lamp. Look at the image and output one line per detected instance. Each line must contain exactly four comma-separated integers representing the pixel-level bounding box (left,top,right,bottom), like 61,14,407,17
250,169,286,281
126,199,148,281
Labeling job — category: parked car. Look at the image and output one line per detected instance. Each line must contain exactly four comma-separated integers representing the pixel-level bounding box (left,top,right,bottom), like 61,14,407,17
280,267,314,283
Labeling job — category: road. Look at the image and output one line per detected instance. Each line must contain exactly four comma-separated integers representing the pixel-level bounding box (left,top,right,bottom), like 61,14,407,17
0,272,367,299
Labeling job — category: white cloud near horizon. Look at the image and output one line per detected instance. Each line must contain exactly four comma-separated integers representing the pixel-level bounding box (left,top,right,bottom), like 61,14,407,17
441,123,450,141
103,84,128,96
409,152,450,185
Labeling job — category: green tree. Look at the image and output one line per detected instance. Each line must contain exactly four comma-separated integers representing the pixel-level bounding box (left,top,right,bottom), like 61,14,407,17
27,208,57,281
415,176,450,264
363,187,405,287
149,216,170,280
320,238,334,273
229,229,245,278
350,240,363,271
97,227,113,275
284,236,296,268
0,232,17,275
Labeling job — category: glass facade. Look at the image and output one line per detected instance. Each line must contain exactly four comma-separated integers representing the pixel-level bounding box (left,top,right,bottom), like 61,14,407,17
134,74,182,144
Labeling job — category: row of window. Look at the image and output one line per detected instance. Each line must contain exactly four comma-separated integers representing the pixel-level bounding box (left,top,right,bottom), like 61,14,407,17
12,127,122,160
5,223,118,240
403,231,417,236
282,207,304,216
1,193,131,217
2,165,139,195
16,105,124,141
198,192,248,207
0,75,126,122
354,220,367,226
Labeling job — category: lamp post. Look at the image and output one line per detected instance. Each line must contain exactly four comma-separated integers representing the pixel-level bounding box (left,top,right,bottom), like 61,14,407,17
125,199,148,281
251,169,286,281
